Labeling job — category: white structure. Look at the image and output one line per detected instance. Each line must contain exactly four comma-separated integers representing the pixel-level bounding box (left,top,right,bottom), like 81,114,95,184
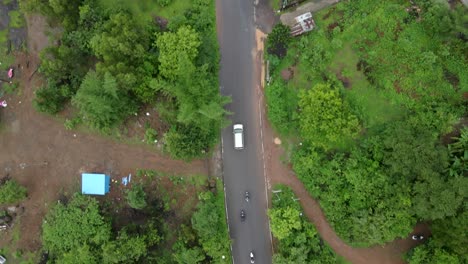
291,12,316,36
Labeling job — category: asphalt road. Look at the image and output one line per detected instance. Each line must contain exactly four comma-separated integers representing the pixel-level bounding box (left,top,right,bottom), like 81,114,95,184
217,0,272,263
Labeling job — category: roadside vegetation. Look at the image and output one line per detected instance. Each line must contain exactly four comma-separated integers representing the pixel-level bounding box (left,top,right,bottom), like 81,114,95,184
19,0,228,160
265,0,467,262
268,185,348,264
41,171,231,264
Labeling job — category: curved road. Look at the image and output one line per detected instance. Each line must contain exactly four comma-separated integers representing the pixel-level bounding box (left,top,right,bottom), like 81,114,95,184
217,0,272,263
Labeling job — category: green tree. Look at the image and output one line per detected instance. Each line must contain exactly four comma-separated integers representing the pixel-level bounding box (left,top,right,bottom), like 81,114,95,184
90,12,148,66
33,83,71,114
298,83,360,149
266,23,291,58
0,180,27,205
268,207,302,240
42,194,111,257
430,210,468,260
191,189,231,262
408,239,462,264
156,26,201,81
57,244,98,264
450,4,468,40
90,11,150,90
72,70,136,131
173,242,205,264
269,185,344,264
446,127,468,177
125,183,147,210
101,229,148,263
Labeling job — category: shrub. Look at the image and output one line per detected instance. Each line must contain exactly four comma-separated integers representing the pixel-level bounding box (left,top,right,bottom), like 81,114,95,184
0,180,27,205
33,83,70,114
64,117,82,130
144,126,158,144
8,10,26,28
164,124,215,160
265,80,298,135
126,184,147,210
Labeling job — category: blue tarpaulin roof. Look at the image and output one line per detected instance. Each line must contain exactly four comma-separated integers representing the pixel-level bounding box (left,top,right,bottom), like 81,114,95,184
81,173,110,195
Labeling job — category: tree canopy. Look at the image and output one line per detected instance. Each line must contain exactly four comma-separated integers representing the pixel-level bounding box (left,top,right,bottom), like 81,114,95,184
298,83,360,149
266,0,468,254
24,0,228,159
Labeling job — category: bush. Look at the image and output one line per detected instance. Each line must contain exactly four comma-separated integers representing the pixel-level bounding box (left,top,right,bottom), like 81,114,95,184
0,180,27,205
64,117,82,130
157,0,171,7
191,182,231,262
126,184,147,210
144,126,158,145
33,83,70,114
8,10,25,28
164,124,216,161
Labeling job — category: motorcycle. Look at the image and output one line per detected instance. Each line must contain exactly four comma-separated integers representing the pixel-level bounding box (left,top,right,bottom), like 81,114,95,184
240,210,246,222
250,251,255,263
245,191,250,202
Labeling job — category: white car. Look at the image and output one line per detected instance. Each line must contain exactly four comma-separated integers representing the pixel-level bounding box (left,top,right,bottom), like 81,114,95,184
233,124,244,150
0,255,6,264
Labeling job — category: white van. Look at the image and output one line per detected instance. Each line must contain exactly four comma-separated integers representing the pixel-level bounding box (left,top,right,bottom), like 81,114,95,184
233,124,244,150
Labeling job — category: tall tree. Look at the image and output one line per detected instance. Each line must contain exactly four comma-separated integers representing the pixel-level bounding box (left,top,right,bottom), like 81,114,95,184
156,26,201,81
72,70,136,131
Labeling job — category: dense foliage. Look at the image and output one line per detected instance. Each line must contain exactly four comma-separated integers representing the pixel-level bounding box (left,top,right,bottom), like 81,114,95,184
266,23,291,59
268,185,347,264
264,79,298,135
41,176,231,264
0,179,27,205
23,0,227,159
72,70,137,131
298,83,359,149
42,193,161,263
265,0,468,257
190,186,231,263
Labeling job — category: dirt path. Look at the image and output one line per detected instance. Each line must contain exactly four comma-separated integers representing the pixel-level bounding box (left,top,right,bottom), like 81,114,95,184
0,15,208,251
253,28,429,263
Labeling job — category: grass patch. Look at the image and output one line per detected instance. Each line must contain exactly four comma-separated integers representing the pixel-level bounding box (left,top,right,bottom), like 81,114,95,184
8,10,26,28
329,44,405,128
0,29,7,43
0,46,15,70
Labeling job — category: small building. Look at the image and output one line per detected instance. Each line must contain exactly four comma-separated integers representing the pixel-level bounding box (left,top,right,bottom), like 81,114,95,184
291,12,316,36
81,173,110,195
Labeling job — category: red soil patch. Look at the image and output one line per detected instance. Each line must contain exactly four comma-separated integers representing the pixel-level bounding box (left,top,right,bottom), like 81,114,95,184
280,67,294,81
